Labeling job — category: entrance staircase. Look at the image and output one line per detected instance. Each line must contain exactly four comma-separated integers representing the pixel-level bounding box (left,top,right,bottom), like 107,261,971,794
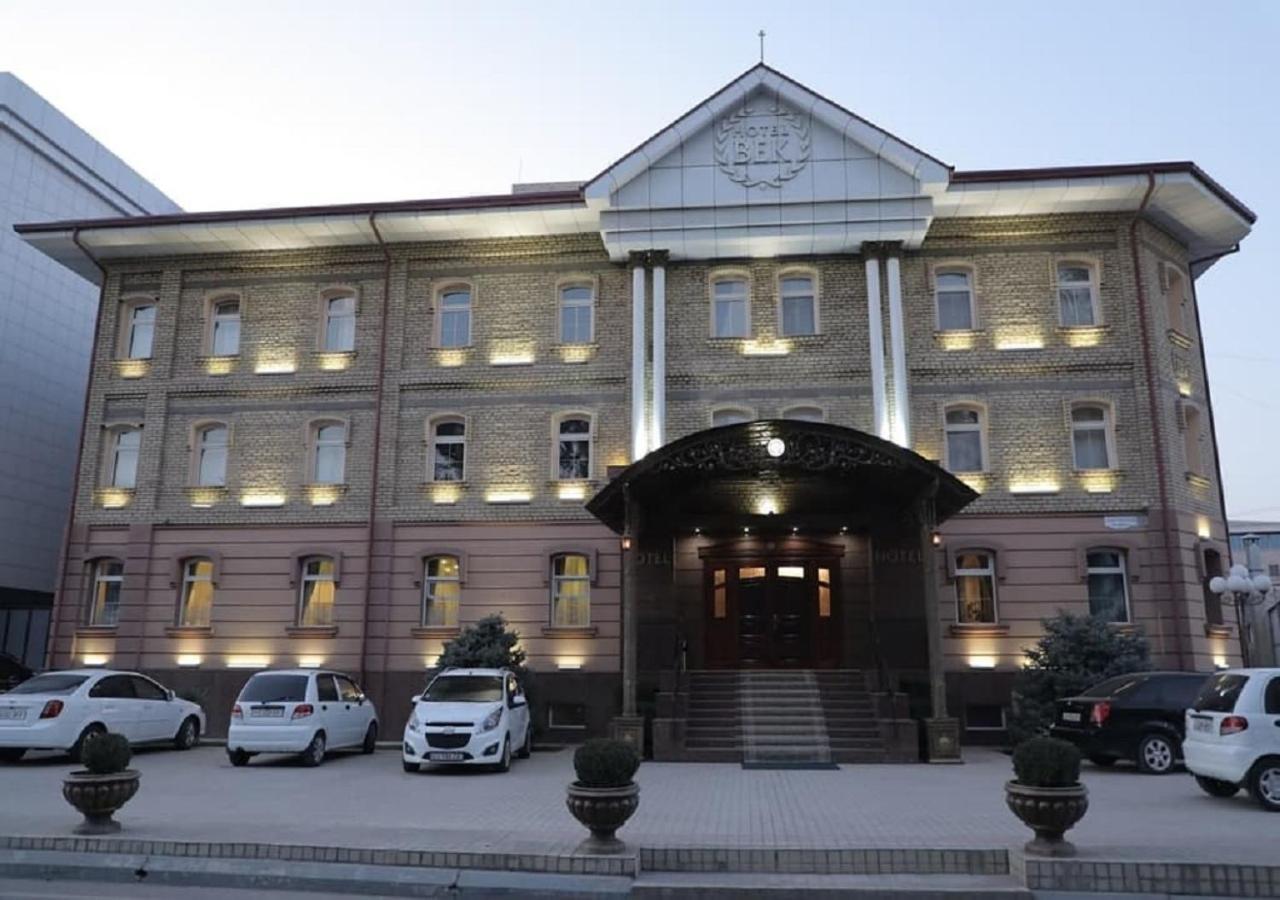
682,669,887,766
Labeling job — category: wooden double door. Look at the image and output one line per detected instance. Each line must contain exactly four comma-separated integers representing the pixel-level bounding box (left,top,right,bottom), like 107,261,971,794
704,559,838,668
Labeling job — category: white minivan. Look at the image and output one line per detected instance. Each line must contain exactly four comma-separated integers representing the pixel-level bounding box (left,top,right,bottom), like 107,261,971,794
1184,667,1280,811
227,669,378,767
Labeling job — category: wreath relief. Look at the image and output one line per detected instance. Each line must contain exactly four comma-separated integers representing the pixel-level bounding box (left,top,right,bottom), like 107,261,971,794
714,101,812,189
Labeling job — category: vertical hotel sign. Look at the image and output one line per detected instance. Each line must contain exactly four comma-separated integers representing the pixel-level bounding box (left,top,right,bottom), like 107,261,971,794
714,100,812,189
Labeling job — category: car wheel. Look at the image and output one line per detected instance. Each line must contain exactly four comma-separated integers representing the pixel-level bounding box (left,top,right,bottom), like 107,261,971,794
0,748,25,763
1088,755,1116,768
301,732,326,768
173,716,200,751
1137,733,1178,774
1248,757,1280,812
1194,775,1240,798
70,724,106,763
402,760,419,773
516,725,532,760
227,749,252,767
494,735,511,773
362,722,378,754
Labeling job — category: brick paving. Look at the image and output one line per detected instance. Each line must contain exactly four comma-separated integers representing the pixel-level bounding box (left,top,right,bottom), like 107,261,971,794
0,747,1272,865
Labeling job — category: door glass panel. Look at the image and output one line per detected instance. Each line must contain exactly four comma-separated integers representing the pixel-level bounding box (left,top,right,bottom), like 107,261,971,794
712,568,727,619
818,585,831,618
777,566,805,579
739,566,765,580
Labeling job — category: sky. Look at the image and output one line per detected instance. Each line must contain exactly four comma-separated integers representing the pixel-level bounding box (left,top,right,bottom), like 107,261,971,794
2,0,1278,520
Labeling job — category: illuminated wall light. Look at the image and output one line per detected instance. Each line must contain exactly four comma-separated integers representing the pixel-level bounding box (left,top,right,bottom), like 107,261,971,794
559,345,594,364
558,483,586,501
1079,472,1116,494
557,658,584,671
241,492,286,508
1196,516,1212,540
188,487,224,509
297,656,324,669
226,656,270,669
424,655,440,668
99,489,133,509
994,328,1045,351
1009,481,1060,495
740,339,791,357
755,497,780,516
1177,380,1193,398
176,654,202,668
205,357,235,376
1063,328,1105,349
82,654,109,667
307,485,341,507
485,490,532,504
316,353,352,372
958,474,988,494
117,360,149,379
490,353,535,367
938,331,976,351
967,655,997,670
254,356,297,375
1213,655,1228,670
437,349,467,368
431,484,460,505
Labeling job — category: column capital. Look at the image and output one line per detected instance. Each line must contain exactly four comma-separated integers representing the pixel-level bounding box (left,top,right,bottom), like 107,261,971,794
861,240,905,258
648,249,670,266
627,250,648,268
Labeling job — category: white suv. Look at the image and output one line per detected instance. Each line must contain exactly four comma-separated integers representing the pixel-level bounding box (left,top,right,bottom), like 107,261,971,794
402,668,531,773
227,669,378,767
1184,667,1280,811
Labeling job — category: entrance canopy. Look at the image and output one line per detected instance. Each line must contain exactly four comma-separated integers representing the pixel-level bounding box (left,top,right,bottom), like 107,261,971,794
587,420,977,535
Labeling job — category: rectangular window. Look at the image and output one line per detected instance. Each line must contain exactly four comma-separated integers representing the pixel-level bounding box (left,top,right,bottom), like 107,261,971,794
178,559,214,627
559,285,593,344
779,275,816,336
944,408,984,473
196,425,228,487
313,423,346,484
298,558,336,627
955,552,996,623
1071,406,1111,470
110,429,141,489
712,279,749,338
324,295,356,352
211,300,240,356
935,271,974,331
551,554,590,627
1086,549,1130,623
557,418,591,480
438,289,471,348
1058,264,1097,327
89,561,123,626
127,305,155,359
423,556,460,628
431,420,466,482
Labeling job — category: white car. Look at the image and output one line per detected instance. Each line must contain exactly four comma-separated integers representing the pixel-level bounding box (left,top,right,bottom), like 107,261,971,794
1184,667,1280,811
227,669,378,767
0,669,205,762
402,668,531,773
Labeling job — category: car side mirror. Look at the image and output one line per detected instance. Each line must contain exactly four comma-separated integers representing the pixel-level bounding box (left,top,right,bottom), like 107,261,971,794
411,695,422,704
166,689,175,701
356,694,366,705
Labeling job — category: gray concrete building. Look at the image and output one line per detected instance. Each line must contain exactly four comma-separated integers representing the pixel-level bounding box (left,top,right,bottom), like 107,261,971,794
0,73,179,669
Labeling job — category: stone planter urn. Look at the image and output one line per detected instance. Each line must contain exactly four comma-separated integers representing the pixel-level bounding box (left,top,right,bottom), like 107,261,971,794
62,770,140,835
1005,781,1089,857
565,782,640,854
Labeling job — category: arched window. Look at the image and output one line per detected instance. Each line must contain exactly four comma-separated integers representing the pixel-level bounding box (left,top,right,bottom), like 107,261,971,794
298,556,336,627
106,427,141,488
550,553,590,627
123,303,156,359
558,283,594,344
782,406,824,423
557,416,592,480
311,421,347,484
1182,403,1205,475
1164,265,1187,334
710,275,749,338
711,407,753,428
422,556,461,628
436,285,472,348
1057,262,1098,326
1086,548,1130,623
87,559,124,626
177,558,214,627
954,551,997,624
194,423,229,487
1071,404,1113,470
210,297,241,356
323,292,356,352
943,405,984,473
935,268,975,331
428,416,466,482
778,272,817,336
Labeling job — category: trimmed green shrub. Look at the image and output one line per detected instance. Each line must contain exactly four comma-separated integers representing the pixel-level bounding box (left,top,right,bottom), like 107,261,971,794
80,732,131,775
573,738,640,787
1012,736,1081,787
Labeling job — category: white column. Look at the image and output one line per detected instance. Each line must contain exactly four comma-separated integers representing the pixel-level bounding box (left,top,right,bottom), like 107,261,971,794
649,255,666,452
864,254,889,440
630,256,648,461
886,254,910,448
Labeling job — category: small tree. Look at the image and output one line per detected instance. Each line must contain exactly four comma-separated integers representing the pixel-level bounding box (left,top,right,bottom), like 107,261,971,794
1009,612,1152,745
437,614,527,675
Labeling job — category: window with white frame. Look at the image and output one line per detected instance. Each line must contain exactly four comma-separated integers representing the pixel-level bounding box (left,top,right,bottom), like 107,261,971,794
125,304,156,359
178,558,214,627
559,284,593,344
437,287,472,348
323,293,356,352
551,553,590,627
779,274,817,336
711,407,753,428
194,424,228,487
1057,262,1098,326
711,277,749,338
422,556,460,628
210,298,240,356
1164,266,1187,334
1071,405,1112,470
429,418,465,482
298,557,336,627
1183,404,1205,475
311,422,346,484
557,417,591,480
782,406,824,422
107,427,141,488
955,551,997,624
935,269,975,331
88,559,124,626
1086,549,1130,623
944,406,984,473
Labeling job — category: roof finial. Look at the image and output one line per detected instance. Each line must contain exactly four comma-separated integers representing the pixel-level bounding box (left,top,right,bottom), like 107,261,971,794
758,29,766,64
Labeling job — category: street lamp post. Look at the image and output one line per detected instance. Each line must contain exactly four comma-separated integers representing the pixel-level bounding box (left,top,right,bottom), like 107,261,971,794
1209,534,1273,668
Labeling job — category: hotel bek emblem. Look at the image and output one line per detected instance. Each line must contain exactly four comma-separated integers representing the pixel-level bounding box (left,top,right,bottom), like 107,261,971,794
714,100,812,188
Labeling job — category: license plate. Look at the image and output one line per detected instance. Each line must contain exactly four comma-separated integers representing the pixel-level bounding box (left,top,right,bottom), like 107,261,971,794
1192,716,1213,733
251,707,285,718
1061,711,1081,723
0,708,24,721
428,752,465,761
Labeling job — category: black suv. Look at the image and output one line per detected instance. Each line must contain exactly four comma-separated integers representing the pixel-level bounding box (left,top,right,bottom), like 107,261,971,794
1050,671,1208,774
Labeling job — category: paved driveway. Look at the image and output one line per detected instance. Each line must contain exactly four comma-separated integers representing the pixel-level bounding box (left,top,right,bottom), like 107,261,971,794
0,747,1272,863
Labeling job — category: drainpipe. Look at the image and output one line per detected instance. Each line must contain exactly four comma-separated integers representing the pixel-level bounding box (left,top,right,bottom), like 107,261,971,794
47,229,106,670
1187,243,1242,659
361,213,393,691
1128,172,1186,669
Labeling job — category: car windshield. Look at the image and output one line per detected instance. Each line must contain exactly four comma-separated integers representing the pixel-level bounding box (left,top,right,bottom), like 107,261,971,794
1193,673,1249,713
5,674,88,695
1080,675,1145,698
423,675,503,703
240,674,309,703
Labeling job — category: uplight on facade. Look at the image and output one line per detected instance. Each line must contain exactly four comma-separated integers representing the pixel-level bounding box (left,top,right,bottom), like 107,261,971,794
1009,481,1060,495
307,485,341,507
558,484,586,501
1196,516,1212,539
241,492,286,508
316,352,352,372
204,357,235,376
176,654,202,668
1063,327,1106,349
740,339,790,357
485,490,532,504
98,489,133,509
298,656,324,669
117,359,149,379
431,484,460,505
557,658,584,671
254,355,296,375
226,656,270,669
967,655,997,670
1079,471,1115,494
82,654,109,667
938,331,977,351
